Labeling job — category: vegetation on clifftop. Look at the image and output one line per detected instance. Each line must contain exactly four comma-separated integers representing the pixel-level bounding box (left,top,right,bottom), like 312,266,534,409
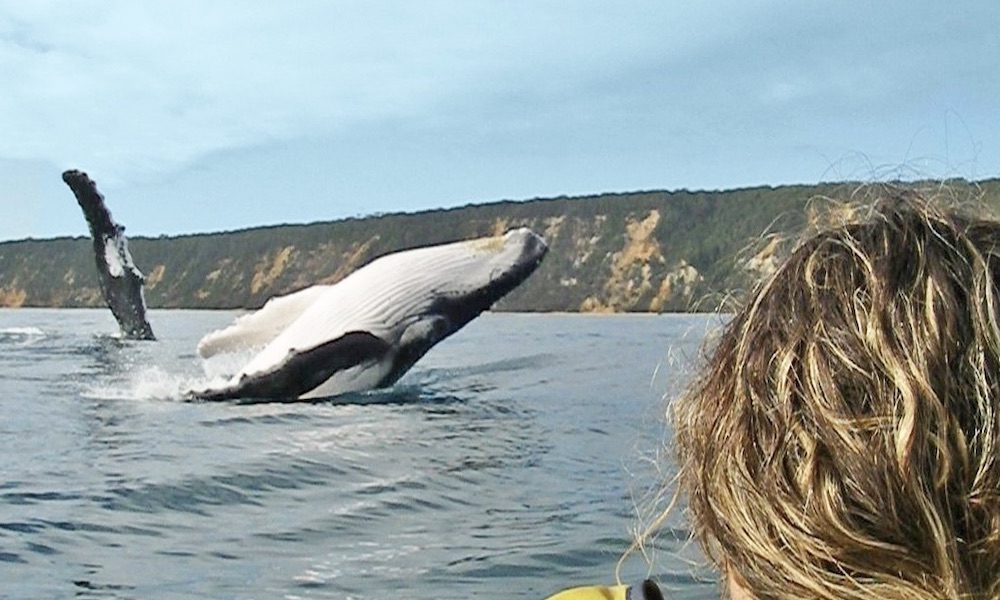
3,179,999,312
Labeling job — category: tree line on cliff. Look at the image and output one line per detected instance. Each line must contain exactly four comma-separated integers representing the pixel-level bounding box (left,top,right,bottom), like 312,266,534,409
2,179,999,312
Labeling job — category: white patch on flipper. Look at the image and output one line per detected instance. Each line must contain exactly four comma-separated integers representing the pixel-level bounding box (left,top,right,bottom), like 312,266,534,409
104,238,124,277
200,347,258,381
103,232,144,281
197,285,332,358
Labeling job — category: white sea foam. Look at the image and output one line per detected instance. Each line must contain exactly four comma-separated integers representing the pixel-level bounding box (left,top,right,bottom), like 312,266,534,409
0,326,47,346
200,348,257,381
0,326,45,336
81,365,227,402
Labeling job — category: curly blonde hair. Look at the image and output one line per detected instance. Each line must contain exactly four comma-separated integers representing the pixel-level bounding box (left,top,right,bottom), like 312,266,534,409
672,187,1000,599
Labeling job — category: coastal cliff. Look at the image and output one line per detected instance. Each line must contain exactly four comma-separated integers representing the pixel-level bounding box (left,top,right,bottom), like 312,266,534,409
3,180,998,312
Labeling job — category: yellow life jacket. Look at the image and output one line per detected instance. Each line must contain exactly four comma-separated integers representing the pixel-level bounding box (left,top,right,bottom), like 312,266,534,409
544,579,663,600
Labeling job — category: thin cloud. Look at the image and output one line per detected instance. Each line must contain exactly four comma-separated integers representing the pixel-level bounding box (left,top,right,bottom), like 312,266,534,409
1,1,699,183
0,0,997,241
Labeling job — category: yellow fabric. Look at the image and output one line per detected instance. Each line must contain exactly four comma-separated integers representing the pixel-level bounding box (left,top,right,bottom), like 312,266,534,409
544,584,629,600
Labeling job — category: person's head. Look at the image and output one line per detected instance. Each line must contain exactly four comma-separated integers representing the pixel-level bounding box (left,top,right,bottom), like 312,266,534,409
672,187,1000,598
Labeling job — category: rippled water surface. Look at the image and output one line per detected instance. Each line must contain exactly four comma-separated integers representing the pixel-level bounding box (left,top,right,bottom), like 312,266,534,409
0,309,721,599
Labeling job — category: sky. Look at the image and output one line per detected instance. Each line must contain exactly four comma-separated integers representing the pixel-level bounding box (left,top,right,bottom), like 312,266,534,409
1,1,998,242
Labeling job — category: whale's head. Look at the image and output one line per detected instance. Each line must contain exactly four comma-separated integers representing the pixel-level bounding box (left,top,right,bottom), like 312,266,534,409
357,227,548,317
434,227,549,319
372,227,548,385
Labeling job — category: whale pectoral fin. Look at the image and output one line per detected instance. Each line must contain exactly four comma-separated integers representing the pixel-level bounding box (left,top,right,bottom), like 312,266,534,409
190,331,391,402
63,169,155,341
197,285,331,358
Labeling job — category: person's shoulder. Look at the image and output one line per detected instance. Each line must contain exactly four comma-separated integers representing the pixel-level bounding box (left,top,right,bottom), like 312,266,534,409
544,579,663,600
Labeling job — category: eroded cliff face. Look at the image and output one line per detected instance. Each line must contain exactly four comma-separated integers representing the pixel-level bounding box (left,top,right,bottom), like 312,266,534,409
0,285,27,307
0,242,106,308
9,181,964,312
317,236,382,285
250,246,296,295
574,210,705,312
743,236,782,282
0,199,779,312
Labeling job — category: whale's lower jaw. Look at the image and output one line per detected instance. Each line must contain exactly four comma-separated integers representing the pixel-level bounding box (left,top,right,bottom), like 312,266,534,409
190,363,395,403
188,331,394,402
187,328,431,402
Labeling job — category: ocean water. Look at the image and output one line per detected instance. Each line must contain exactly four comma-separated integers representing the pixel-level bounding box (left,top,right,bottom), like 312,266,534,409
0,308,723,599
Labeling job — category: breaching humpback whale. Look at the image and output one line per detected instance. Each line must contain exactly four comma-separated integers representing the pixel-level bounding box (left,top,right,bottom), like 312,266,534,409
188,228,548,401
63,170,155,340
